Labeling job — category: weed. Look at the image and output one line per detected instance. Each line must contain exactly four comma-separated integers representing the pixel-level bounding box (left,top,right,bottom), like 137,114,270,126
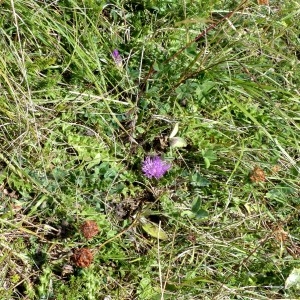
0,0,299,299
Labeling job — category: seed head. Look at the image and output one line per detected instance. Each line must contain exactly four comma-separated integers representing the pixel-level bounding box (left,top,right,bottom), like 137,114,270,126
250,166,266,183
72,248,93,268
80,220,99,239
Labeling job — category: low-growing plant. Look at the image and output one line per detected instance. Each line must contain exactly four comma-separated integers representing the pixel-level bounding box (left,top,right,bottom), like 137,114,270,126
0,0,299,299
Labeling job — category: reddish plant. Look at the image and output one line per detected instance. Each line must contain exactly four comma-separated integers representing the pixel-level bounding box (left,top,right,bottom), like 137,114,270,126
72,248,93,268
250,166,266,183
80,220,99,239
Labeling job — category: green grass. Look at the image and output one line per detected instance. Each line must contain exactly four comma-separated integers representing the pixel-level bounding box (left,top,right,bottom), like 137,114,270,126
0,0,299,299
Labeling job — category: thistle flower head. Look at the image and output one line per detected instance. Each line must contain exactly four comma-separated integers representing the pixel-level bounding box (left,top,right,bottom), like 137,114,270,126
111,49,122,68
142,156,171,179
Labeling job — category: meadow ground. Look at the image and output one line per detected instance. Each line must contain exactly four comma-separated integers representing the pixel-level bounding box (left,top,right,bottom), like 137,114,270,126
0,0,299,299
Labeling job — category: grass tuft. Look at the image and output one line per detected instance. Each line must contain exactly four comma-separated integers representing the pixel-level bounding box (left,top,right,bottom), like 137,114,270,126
0,0,299,299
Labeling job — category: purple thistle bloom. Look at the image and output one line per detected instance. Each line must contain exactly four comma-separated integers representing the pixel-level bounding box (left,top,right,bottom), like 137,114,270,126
111,49,123,68
142,156,171,179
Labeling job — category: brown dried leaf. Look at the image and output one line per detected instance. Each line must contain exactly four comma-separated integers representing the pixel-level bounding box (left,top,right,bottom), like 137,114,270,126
272,226,288,243
258,0,269,5
271,165,281,174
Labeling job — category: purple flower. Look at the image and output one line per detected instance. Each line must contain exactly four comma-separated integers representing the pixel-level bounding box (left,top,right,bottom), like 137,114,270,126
111,49,122,68
142,156,171,179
